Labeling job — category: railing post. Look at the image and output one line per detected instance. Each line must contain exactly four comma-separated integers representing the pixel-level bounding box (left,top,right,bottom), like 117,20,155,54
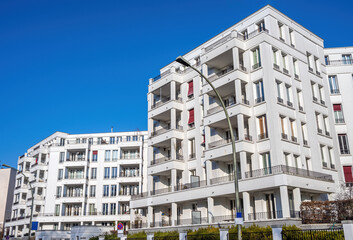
147,232,154,240
179,230,187,240
271,225,282,240
342,220,353,240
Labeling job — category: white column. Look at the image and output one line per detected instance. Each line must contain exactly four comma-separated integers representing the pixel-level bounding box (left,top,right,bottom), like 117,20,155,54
171,203,177,226
171,108,176,129
280,186,290,218
171,169,177,192
232,47,240,70
148,176,153,196
220,229,229,240
147,206,153,228
235,79,242,104
243,192,250,221
293,188,301,212
272,225,283,240
237,114,244,140
206,160,212,185
239,151,247,180
207,197,214,224
171,81,176,100
171,138,177,160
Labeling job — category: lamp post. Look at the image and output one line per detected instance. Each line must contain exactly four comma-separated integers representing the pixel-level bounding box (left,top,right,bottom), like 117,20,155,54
3,164,35,240
176,56,242,240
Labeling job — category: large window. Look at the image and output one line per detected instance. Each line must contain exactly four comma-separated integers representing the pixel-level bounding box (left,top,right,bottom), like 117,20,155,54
111,185,117,197
104,167,110,179
58,169,63,180
328,76,339,94
92,151,98,162
110,203,116,215
188,108,195,126
254,80,264,103
110,137,115,144
112,150,118,161
90,185,96,197
59,152,65,163
257,115,268,140
333,104,345,123
261,152,271,174
338,134,350,154
342,54,352,64
105,150,111,161
251,47,261,70
102,203,109,215
112,167,117,178
103,185,109,197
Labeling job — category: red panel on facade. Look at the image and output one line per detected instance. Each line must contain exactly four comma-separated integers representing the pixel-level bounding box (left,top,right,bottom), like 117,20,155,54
333,104,341,111
188,81,194,96
344,166,353,183
188,109,194,124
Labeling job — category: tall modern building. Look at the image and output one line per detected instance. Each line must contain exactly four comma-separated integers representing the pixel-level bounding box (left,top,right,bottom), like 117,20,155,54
0,168,16,238
324,47,353,186
4,131,148,238
129,5,342,231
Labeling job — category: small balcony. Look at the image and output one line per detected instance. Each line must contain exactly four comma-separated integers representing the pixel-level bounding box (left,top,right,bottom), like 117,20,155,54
150,155,183,166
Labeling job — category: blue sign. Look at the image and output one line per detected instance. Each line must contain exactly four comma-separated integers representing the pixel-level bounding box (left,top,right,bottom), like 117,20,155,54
31,221,39,230
236,212,242,218
117,223,124,230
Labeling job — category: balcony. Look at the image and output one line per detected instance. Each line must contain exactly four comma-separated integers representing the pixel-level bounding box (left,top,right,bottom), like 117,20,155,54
151,97,171,109
205,33,232,53
150,155,183,166
174,180,207,192
248,210,300,221
150,187,172,196
244,165,333,182
207,101,235,115
208,138,232,149
151,126,183,137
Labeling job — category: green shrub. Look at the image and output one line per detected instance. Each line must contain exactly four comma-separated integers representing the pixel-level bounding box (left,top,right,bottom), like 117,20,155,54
154,231,179,237
229,225,272,240
89,237,99,240
127,231,147,239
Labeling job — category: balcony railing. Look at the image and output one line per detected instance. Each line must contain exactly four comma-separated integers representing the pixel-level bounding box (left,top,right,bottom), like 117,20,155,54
242,99,250,105
287,101,293,107
244,134,252,141
151,97,171,109
291,136,298,143
237,28,268,41
252,63,261,71
120,155,140,160
152,69,172,83
277,97,283,104
205,34,232,53
244,165,333,182
210,173,241,185
130,192,148,200
283,68,289,74
175,180,207,191
62,193,83,198
248,210,283,221
258,133,268,140
281,133,288,140
303,139,308,146
273,64,280,70
150,155,183,165
150,187,172,196
207,100,235,115
335,118,345,124
208,65,234,82
208,138,234,149
330,89,340,94
326,59,353,66
255,96,265,104
239,64,247,72
340,149,350,155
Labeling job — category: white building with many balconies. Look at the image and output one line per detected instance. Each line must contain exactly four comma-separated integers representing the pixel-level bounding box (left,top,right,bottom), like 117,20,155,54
324,47,353,188
129,5,342,231
4,130,147,238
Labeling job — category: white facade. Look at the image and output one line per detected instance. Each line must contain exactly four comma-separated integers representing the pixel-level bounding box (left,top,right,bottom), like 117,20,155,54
130,5,342,231
324,47,353,186
0,168,16,238
4,131,147,238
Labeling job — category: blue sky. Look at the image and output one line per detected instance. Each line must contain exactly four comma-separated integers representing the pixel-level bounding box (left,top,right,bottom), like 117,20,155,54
1,0,352,168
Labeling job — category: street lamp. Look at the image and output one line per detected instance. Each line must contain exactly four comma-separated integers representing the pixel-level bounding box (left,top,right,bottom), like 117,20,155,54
176,56,242,240
2,164,35,240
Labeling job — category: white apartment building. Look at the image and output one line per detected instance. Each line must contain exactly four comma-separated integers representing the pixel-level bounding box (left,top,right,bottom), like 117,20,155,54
0,168,16,238
129,5,342,231
4,130,147,238
324,47,353,186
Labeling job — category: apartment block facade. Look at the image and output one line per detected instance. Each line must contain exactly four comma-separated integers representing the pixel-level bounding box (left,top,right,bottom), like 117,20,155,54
130,5,342,231
0,168,16,238
4,131,147,238
324,47,353,187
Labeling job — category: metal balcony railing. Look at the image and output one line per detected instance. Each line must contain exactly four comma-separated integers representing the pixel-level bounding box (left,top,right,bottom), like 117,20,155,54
335,118,345,124
283,68,289,74
326,59,353,66
150,154,183,165
330,89,340,94
258,133,268,140
244,165,333,182
205,34,232,53
151,97,171,109
255,96,265,104
130,192,148,200
277,97,283,104
281,133,288,140
252,63,261,71
208,65,234,82
273,63,280,70
175,180,207,191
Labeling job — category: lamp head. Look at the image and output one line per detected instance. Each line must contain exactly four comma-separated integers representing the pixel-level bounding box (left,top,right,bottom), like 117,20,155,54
176,56,191,67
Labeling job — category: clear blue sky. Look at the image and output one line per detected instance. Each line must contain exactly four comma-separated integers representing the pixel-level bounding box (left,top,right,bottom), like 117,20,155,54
1,0,352,168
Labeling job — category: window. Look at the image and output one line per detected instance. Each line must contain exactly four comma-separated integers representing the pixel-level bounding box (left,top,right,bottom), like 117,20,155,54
311,82,317,101
92,151,98,162
320,145,326,167
112,150,118,161
189,138,196,159
112,167,117,178
278,22,285,41
328,75,339,94
102,203,109,215
188,80,194,97
307,52,313,71
325,55,329,65
297,89,303,111
338,134,350,154
343,166,353,184
59,152,65,162
328,147,334,169
55,205,60,216
314,57,320,74
316,112,322,133
273,48,279,68
133,136,138,141
293,59,299,78
111,185,117,197
333,104,344,123
254,80,264,103
56,186,62,198
342,54,352,64
90,185,96,197
276,81,283,103
323,115,329,136
126,136,131,142
318,85,325,105
98,137,102,144
285,85,292,107
58,169,63,180
280,116,287,139
257,115,268,140
290,119,297,142
105,150,111,161
110,137,115,144
104,167,110,179
251,47,261,69
257,20,265,31
188,108,195,126
103,185,109,197
110,203,116,215
91,168,97,179
261,152,271,174
88,138,93,144
242,29,248,40
284,153,290,166
282,53,288,72
117,136,122,142
289,29,295,46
